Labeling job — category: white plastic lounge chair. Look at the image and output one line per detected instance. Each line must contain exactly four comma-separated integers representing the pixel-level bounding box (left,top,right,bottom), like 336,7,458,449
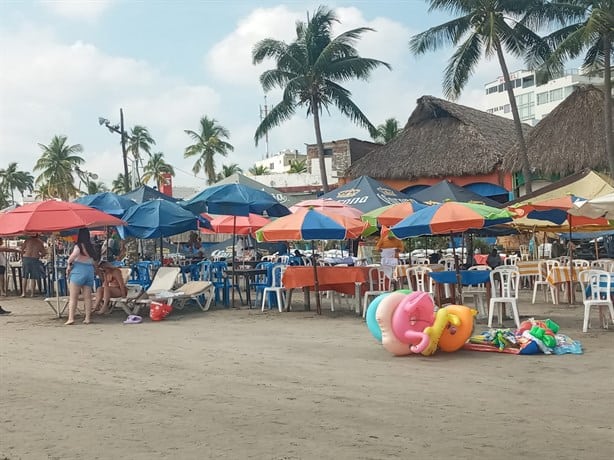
128,267,181,314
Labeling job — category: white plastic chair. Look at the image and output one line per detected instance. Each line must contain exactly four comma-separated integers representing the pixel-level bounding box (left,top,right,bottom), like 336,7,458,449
405,266,433,297
591,259,614,270
362,267,391,318
578,270,614,333
532,260,559,304
440,257,455,271
572,259,590,269
462,265,491,317
261,264,286,313
488,267,520,328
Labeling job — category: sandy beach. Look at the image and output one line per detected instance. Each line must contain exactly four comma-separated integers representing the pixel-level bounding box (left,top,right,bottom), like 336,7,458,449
1,293,613,460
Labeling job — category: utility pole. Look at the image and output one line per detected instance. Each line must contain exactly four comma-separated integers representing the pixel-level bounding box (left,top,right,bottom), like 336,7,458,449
98,108,131,192
259,96,270,159
120,109,130,192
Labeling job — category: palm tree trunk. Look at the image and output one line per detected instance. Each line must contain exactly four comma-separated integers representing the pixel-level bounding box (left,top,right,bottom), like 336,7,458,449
603,32,613,177
120,109,130,192
311,99,330,193
495,43,533,194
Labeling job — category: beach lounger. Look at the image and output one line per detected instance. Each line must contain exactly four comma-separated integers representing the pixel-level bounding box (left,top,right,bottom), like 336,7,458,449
126,267,181,315
134,281,215,313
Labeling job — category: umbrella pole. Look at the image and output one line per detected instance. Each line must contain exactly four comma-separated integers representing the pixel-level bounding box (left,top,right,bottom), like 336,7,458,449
450,233,461,304
568,217,574,304
311,240,321,315
159,235,163,264
231,216,237,308
53,235,60,318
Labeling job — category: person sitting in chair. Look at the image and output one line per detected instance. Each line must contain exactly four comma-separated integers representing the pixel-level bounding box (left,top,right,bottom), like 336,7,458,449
94,261,128,315
486,248,502,269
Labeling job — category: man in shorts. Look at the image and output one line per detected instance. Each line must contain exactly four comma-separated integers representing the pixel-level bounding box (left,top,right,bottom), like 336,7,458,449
21,234,46,297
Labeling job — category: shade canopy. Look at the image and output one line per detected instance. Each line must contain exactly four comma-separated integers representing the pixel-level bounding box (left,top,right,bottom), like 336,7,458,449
181,183,290,217
256,207,368,242
571,193,614,220
318,176,411,213
74,192,136,217
117,199,209,239
121,185,177,204
390,201,512,238
0,200,125,236
409,180,503,208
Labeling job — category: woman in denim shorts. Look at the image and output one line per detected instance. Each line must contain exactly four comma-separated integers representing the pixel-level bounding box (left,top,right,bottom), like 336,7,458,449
65,229,99,325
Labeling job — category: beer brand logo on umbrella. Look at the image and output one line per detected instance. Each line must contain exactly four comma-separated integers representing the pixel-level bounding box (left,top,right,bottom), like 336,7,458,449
336,188,360,199
377,187,396,197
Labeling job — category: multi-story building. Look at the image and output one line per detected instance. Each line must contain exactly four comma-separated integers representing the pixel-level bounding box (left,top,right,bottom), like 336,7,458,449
253,149,308,174
483,67,604,125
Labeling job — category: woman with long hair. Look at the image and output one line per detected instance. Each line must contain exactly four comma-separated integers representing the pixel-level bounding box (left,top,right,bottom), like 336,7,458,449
65,228,99,325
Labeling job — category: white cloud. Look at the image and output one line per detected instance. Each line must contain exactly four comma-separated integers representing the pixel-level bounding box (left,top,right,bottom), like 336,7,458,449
206,6,298,87
0,24,222,189
40,0,114,21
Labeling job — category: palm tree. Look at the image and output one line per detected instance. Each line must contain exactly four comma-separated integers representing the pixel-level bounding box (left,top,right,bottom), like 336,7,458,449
128,125,156,184
0,188,9,209
0,162,34,204
86,181,108,195
184,116,234,184
34,135,84,200
538,0,613,174
112,174,129,194
142,152,175,189
371,118,401,144
409,0,567,193
253,6,391,193
216,163,243,181
288,159,308,173
249,165,269,176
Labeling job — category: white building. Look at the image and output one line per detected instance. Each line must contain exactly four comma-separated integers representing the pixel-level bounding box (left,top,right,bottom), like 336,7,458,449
483,68,603,125
254,149,307,173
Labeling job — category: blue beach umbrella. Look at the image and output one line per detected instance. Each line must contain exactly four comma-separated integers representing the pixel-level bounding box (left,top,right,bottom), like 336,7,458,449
74,192,136,217
181,183,290,217
118,199,211,239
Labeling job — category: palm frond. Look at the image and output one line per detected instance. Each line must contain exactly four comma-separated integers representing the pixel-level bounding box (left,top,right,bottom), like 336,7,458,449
254,98,296,145
409,15,472,55
325,81,374,132
443,31,482,100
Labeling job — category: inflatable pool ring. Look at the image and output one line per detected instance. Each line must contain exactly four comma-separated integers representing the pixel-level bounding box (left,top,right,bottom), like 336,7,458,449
365,289,411,343
438,305,476,352
422,306,461,356
390,291,435,354
365,293,388,342
376,291,413,356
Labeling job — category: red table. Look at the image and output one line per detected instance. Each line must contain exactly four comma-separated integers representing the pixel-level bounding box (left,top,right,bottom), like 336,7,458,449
283,266,372,314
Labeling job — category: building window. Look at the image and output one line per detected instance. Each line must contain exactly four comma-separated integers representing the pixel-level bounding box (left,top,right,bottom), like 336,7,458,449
269,163,274,170
515,79,522,88
498,83,504,92
522,76,535,88
537,92,549,105
564,86,575,97
549,88,563,102
323,148,333,156
503,104,511,113
516,92,534,121
487,108,494,113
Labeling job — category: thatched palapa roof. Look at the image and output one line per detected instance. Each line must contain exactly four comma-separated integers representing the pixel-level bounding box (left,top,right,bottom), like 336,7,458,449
346,95,531,180
503,85,609,174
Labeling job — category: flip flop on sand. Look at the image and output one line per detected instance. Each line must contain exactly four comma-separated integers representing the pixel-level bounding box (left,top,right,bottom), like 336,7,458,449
123,315,142,324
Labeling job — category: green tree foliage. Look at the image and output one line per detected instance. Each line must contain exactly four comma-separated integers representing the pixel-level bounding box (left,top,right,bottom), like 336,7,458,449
34,135,84,200
253,5,390,192
184,116,234,184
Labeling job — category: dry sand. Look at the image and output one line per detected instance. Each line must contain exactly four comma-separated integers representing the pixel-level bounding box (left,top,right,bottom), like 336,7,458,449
1,292,613,460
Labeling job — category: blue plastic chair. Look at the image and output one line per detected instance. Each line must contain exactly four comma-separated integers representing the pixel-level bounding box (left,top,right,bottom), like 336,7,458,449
127,261,153,290
253,262,274,306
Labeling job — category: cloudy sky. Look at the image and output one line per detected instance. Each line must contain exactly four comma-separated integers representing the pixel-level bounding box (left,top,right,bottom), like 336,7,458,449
0,0,523,190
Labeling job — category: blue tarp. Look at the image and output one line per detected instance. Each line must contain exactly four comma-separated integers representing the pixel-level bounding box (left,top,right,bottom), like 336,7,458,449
121,185,177,204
